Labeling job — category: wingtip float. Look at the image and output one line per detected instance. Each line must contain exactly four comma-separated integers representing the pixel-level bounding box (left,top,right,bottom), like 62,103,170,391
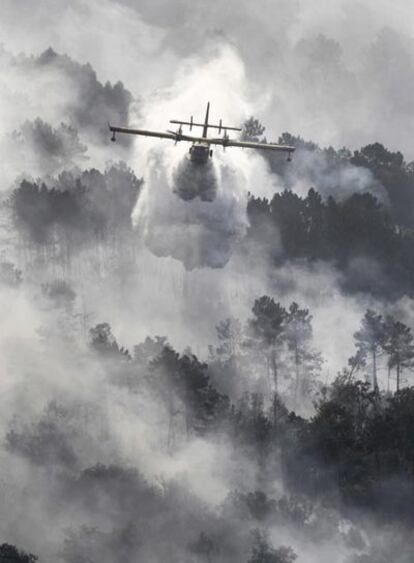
109,102,295,164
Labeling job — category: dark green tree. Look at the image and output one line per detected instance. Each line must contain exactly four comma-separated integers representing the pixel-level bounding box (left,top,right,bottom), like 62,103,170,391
242,117,266,142
133,336,168,366
247,530,296,563
382,316,414,391
285,302,322,406
353,310,385,391
0,543,37,562
89,322,129,359
270,191,307,258
214,316,243,363
304,375,380,503
248,297,287,415
230,393,272,462
303,188,327,258
384,388,414,476
350,142,414,228
150,346,228,439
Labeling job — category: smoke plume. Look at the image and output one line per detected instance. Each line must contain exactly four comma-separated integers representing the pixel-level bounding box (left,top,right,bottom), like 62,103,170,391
0,2,414,562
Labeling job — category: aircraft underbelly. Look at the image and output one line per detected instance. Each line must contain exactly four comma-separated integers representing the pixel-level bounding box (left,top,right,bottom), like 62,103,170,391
190,144,209,164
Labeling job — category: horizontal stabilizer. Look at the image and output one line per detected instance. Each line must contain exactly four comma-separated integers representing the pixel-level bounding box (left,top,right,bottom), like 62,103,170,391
170,120,241,132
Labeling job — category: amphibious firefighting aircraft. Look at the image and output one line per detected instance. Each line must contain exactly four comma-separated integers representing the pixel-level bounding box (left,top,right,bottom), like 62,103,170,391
109,102,295,164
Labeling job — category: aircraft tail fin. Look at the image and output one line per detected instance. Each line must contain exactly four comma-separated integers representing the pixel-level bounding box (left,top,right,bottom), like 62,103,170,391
202,102,210,138
169,103,241,136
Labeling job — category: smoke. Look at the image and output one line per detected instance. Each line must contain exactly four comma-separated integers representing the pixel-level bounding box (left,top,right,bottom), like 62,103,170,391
0,43,133,190
128,44,277,269
1,2,409,376
4,0,414,155
0,2,414,562
270,143,387,202
0,44,132,141
120,0,414,159
5,119,88,178
173,158,218,202
133,151,248,269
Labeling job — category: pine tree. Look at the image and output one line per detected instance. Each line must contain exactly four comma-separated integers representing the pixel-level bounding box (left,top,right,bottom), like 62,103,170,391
354,309,385,391
285,302,322,407
248,297,287,401
383,316,414,391
248,530,296,563
0,543,37,563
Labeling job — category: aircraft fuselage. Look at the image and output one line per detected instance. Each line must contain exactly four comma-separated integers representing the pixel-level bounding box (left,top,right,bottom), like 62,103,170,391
189,142,212,164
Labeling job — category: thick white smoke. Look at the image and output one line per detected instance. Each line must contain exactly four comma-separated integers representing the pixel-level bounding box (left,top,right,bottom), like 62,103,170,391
129,45,279,269
0,3,414,562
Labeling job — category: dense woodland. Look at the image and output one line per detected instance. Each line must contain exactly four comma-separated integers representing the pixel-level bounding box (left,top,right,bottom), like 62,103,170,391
88,300,414,520
9,126,414,297
4,293,414,561
244,121,414,298
2,3,414,555
3,125,414,562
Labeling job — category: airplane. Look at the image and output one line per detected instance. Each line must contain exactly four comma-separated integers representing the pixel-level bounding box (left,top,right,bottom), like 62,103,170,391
109,102,295,164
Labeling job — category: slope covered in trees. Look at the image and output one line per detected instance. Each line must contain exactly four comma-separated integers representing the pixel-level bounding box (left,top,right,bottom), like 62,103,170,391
3,122,414,562
239,124,414,298
4,279,414,561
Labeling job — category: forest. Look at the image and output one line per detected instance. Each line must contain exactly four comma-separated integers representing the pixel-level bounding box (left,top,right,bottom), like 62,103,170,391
2,25,414,561
3,137,414,559
3,291,414,562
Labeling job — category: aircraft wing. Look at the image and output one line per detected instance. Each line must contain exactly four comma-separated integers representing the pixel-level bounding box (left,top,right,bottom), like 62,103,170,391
109,125,296,153
109,125,178,141
109,125,208,143
209,138,296,153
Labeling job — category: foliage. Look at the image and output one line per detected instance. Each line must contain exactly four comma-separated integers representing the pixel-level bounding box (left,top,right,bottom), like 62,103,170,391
0,544,37,563
241,117,266,142
246,187,414,297
248,530,297,563
10,163,141,244
149,346,229,436
89,322,130,359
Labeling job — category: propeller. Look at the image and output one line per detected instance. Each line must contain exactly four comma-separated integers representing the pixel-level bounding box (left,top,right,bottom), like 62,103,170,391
167,129,181,144
166,126,183,144
222,129,229,151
